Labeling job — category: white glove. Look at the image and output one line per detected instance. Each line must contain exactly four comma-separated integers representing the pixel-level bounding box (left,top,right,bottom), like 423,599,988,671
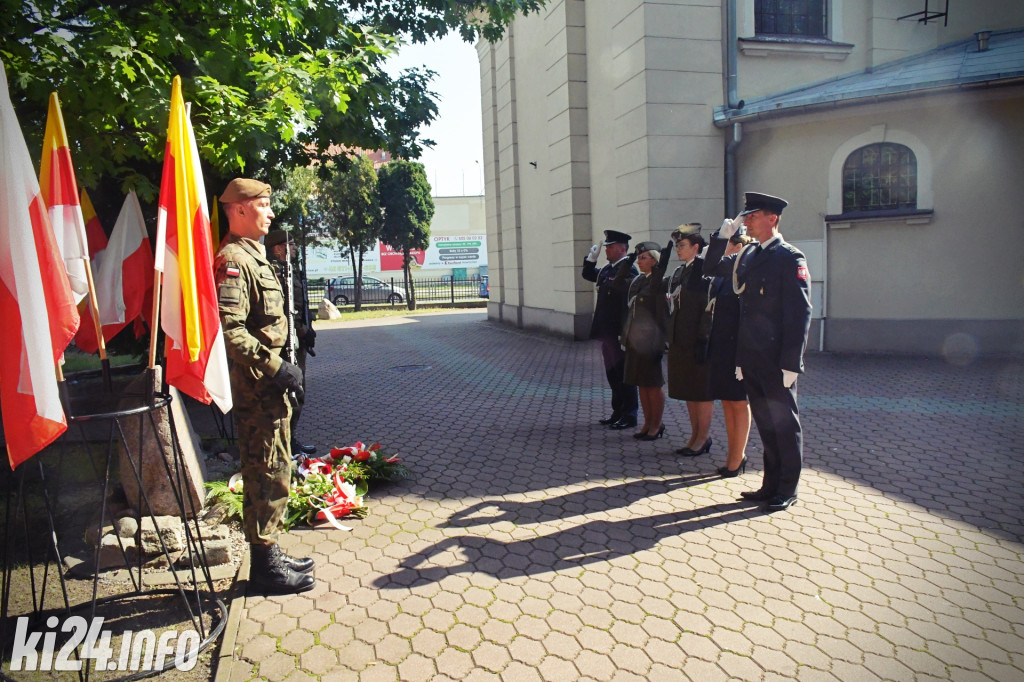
782,370,798,388
586,244,600,262
719,218,740,240
735,367,743,381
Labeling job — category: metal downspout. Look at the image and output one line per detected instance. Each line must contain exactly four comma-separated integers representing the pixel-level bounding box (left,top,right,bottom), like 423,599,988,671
724,0,743,216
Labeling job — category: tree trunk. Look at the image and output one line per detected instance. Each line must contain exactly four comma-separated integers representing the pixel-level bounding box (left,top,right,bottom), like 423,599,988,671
350,243,363,312
404,249,416,311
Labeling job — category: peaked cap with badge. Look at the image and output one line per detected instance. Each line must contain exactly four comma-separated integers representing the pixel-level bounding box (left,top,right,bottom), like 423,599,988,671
602,230,631,245
738,191,788,216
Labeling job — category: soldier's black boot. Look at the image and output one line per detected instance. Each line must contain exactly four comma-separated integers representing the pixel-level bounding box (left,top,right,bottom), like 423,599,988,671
280,550,315,574
249,544,315,594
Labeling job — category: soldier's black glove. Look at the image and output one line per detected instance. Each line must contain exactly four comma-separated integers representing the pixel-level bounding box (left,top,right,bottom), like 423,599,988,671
303,328,316,351
272,360,304,399
625,252,637,266
658,241,673,270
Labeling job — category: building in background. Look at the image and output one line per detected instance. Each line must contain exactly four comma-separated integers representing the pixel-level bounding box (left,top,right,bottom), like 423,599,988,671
305,195,486,281
478,1,1024,357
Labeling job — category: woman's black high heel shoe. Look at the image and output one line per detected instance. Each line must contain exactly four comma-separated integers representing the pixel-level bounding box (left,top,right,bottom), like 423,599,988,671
676,437,712,457
717,455,748,478
632,429,649,440
640,425,666,441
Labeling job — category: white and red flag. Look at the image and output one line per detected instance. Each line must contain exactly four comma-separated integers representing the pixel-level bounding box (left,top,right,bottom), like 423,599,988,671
38,92,90,304
74,191,154,353
0,62,80,468
154,76,231,412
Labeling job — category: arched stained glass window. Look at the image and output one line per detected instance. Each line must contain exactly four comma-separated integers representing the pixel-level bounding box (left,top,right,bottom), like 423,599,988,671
842,143,917,213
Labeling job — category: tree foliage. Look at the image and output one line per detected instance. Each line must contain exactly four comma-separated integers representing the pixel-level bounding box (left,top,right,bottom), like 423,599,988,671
378,160,434,310
318,156,382,310
1,0,545,222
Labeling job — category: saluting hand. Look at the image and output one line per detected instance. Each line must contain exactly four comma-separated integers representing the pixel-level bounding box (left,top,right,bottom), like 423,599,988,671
586,244,600,263
719,215,743,240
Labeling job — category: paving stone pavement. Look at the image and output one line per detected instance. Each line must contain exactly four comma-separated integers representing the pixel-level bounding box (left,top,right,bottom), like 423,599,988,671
221,310,1024,682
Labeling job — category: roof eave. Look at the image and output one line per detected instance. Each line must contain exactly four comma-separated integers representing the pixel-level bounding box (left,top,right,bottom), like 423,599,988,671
712,76,1024,128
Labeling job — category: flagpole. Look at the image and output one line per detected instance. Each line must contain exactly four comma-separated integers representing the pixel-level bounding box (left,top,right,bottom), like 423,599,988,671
147,270,162,371
82,258,112,389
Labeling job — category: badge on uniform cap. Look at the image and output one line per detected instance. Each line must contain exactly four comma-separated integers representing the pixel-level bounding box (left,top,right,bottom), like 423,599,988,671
225,265,240,278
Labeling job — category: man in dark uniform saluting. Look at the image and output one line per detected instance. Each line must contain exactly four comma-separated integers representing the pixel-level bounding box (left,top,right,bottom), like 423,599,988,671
215,179,316,593
704,192,812,512
582,230,639,429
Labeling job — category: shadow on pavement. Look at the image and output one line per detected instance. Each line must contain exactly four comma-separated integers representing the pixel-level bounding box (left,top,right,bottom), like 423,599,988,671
373,501,753,588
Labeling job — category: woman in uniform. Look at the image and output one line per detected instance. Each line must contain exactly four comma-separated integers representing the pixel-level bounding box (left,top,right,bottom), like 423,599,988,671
706,232,755,476
614,241,670,441
664,226,714,457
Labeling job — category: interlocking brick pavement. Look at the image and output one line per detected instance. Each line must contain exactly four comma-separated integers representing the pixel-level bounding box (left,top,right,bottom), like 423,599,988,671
221,311,1024,681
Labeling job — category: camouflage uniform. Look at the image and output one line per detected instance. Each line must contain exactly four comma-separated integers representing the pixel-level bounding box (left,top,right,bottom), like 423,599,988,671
270,259,309,433
215,233,291,547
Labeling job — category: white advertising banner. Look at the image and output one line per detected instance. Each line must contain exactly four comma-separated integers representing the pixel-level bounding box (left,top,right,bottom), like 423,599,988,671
422,235,488,268
305,243,380,277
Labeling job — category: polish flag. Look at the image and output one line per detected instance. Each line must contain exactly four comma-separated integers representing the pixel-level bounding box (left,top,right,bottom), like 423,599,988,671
0,62,79,468
74,191,154,353
154,76,231,412
38,92,90,304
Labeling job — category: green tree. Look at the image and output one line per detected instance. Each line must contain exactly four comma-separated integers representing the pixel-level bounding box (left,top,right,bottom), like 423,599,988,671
378,160,435,310
272,165,323,276
319,156,382,311
1,0,546,224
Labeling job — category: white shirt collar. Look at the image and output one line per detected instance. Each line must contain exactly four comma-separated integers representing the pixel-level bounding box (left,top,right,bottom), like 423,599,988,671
611,255,631,266
759,234,782,249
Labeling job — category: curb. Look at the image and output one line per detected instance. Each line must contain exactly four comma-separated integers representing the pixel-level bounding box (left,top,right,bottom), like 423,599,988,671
212,550,249,682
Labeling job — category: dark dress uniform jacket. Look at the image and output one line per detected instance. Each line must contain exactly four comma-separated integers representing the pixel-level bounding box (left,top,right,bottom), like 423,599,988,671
706,276,745,401
665,258,711,401
582,257,636,340
704,236,811,373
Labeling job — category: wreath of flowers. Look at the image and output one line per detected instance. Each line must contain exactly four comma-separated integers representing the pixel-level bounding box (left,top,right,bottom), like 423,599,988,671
205,441,410,530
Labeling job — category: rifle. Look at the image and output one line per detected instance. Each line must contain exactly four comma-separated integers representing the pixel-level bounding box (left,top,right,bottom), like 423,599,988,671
282,246,299,410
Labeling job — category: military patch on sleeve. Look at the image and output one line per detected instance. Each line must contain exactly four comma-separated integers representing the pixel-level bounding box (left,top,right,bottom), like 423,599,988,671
225,263,240,278
218,284,241,306
796,265,809,280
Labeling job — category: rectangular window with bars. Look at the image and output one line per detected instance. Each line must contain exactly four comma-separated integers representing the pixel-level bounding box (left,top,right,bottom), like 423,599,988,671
755,0,827,38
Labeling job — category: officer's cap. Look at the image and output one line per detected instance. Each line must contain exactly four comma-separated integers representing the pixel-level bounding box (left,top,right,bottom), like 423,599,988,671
602,230,632,245
220,178,272,204
738,192,788,216
264,229,293,248
634,241,662,255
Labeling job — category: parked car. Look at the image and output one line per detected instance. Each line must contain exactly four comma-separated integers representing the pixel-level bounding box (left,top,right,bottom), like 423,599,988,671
326,276,406,305
479,275,489,298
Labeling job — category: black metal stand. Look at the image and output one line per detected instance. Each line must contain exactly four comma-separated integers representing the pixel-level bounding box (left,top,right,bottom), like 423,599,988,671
1,388,227,681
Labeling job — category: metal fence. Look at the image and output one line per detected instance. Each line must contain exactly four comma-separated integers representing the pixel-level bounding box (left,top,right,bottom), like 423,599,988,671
307,275,488,309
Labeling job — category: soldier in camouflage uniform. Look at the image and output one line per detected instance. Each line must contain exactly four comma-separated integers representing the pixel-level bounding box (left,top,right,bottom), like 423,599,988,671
214,178,315,594
265,229,317,456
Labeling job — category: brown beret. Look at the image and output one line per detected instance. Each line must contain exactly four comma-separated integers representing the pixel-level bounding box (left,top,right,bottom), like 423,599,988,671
220,178,271,203
264,229,292,248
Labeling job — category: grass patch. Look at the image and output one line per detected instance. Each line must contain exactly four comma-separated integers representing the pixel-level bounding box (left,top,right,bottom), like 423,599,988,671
62,349,143,373
321,302,485,322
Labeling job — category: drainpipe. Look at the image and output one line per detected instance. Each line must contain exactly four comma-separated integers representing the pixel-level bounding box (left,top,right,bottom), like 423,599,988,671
725,123,742,217
723,0,744,216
